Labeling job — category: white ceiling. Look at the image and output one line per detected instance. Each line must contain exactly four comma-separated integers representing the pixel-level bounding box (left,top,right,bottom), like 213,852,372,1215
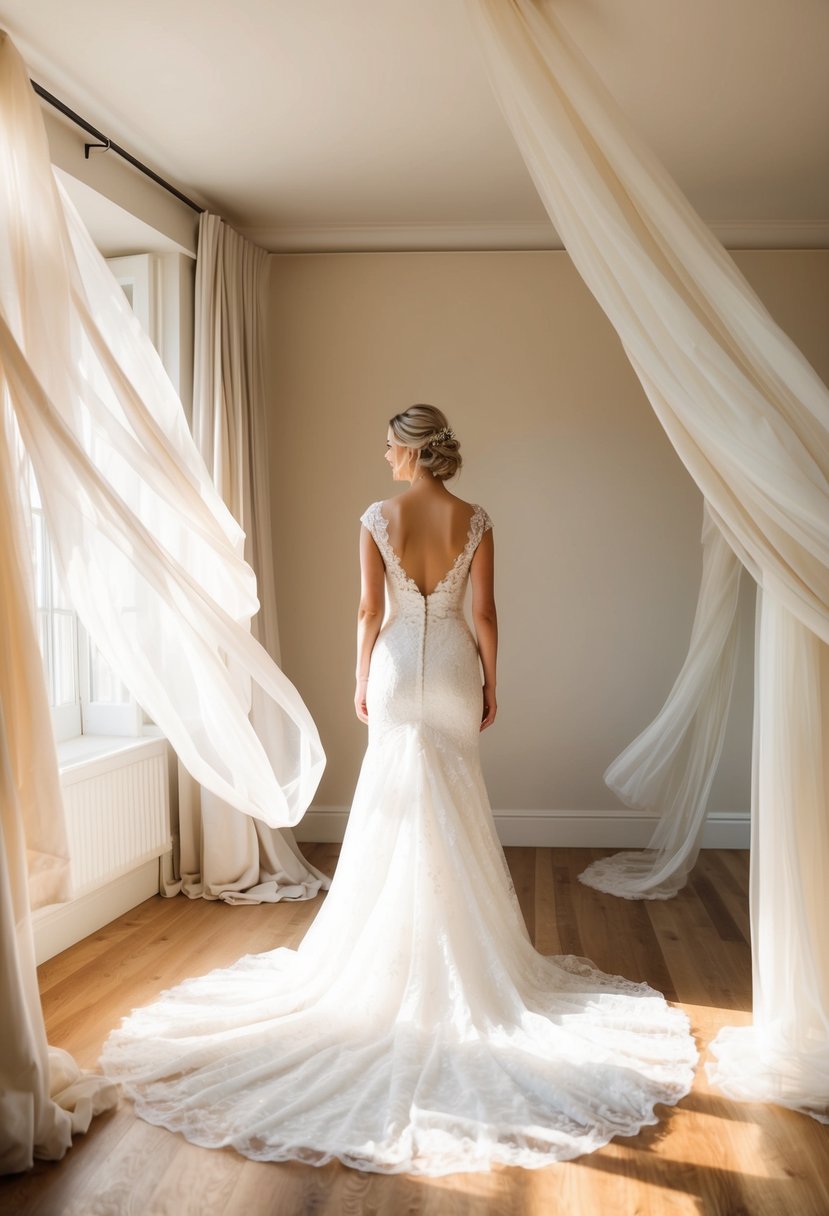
2,0,828,251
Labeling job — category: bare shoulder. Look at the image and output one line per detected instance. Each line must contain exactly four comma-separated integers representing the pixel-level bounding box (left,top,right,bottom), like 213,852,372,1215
442,488,477,513
380,492,487,555
448,493,490,533
385,488,477,515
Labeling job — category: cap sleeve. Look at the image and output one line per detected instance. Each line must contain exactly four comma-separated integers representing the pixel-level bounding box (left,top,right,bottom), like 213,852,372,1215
473,505,492,535
360,502,394,571
360,501,378,530
469,505,493,556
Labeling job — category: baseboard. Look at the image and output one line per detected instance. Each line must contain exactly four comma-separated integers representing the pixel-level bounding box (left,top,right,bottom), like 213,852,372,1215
294,806,750,849
32,857,163,966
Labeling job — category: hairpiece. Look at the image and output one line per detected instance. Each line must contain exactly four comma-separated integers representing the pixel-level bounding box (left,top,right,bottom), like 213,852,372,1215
427,426,454,446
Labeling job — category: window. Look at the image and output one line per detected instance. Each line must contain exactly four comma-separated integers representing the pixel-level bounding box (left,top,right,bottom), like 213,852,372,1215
30,467,82,741
32,253,160,742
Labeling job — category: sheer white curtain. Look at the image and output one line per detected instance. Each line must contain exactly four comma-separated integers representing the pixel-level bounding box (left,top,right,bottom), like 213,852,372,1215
708,589,829,1117
467,0,829,1119
0,34,324,830
0,30,325,1167
165,214,329,904
580,504,743,899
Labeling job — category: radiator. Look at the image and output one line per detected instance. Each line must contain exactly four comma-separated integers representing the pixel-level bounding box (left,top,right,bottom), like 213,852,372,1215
59,738,171,897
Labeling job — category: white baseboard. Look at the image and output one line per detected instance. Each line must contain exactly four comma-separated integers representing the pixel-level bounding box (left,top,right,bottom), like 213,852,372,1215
294,806,750,850
32,857,163,966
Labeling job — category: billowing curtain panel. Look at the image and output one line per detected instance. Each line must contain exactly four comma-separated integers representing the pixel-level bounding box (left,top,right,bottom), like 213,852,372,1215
467,0,829,1119
707,589,829,1120
0,33,325,828
466,0,829,634
580,504,743,899
166,214,329,904
0,403,117,1172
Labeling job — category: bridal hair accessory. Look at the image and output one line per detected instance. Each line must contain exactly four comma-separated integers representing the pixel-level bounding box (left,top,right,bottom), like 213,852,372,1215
427,427,455,446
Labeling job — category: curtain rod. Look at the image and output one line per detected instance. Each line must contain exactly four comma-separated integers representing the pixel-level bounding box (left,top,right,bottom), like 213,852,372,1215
31,80,204,214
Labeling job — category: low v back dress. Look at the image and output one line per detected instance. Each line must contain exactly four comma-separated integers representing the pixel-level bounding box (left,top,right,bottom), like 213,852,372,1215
99,501,697,1175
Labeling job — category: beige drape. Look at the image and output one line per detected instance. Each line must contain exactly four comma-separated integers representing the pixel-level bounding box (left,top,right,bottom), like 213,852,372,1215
165,214,329,903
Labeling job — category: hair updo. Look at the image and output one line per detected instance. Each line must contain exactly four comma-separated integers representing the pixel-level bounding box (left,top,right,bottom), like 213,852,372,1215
389,403,462,481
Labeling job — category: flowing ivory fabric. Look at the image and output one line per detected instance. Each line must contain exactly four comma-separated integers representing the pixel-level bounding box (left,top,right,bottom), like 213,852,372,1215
0,35,324,832
0,30,324,1168
101,503,698,1174
467,0,829,1118
580,505,743,899
0,405,118,1172
707,589,829,1117
165,213,329,904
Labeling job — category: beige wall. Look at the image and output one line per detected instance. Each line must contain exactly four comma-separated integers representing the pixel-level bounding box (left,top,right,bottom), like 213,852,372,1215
266,249,829,824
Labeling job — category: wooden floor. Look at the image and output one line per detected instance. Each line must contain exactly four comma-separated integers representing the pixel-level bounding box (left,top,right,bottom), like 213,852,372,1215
4,845,828,1216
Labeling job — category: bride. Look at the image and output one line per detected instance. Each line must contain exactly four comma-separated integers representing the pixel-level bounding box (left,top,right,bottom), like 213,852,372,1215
100,404,698,1175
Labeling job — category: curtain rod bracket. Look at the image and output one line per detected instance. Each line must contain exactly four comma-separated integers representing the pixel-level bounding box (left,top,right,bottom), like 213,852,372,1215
84,138,111,159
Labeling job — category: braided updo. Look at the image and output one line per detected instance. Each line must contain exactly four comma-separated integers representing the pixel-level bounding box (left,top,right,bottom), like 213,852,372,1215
388,404,462,481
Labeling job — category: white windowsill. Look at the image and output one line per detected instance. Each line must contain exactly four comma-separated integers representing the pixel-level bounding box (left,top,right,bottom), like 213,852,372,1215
58,727,167,782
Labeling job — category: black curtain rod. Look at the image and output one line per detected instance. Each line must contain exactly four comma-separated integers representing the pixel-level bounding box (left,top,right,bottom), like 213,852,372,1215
31,80,204,214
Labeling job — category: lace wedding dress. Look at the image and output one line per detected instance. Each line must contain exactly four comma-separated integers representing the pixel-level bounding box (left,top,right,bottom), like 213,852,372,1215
100,502,698,1175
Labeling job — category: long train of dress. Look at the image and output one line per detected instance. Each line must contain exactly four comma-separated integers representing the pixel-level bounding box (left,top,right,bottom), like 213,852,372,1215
99,502,697,1174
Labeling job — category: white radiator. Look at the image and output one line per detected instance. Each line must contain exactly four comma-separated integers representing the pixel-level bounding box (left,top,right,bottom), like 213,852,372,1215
59,736,171,897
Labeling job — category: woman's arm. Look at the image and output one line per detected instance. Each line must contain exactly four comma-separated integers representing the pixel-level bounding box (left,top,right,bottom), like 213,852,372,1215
355,525,386,723
470,528,497,730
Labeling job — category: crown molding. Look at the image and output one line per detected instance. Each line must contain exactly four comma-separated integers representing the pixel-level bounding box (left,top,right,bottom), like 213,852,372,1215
707,221,829,249
242,221,562,253
242,218,829,254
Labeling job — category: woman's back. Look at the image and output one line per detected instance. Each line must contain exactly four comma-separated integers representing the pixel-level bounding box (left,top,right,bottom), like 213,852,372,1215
379,490,478,599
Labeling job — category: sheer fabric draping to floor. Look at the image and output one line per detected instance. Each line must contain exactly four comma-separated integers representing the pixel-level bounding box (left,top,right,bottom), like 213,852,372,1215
467,0,829,1120
579,504,743,899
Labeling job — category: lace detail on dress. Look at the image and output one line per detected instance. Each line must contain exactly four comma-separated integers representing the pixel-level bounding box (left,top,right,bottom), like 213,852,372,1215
360,501,491,604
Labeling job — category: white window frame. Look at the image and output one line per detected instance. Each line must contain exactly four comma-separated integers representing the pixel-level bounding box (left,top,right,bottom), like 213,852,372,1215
31,497,82,743
107,254,160,349
78,629,144,737
35,253,161,743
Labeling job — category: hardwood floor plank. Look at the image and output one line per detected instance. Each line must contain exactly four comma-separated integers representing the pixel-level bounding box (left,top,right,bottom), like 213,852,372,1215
689,873,747,943
533,847,562,955
695,851,752,945
146,1138,244,1216
36,894,182,995
504,846,535,942
550,855,584,957
63,1118,183,1216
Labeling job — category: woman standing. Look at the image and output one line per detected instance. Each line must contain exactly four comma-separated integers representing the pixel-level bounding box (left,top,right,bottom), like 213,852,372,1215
101,404,697,1174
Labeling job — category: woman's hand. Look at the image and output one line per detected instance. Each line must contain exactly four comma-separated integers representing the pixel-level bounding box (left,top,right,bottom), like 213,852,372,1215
354,678,369,724
481,683,497,730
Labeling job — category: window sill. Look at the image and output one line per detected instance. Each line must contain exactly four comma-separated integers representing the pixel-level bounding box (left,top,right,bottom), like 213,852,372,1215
58,728,167,783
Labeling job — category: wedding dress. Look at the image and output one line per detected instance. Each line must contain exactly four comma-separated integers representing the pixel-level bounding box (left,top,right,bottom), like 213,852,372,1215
100,501,698,1174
